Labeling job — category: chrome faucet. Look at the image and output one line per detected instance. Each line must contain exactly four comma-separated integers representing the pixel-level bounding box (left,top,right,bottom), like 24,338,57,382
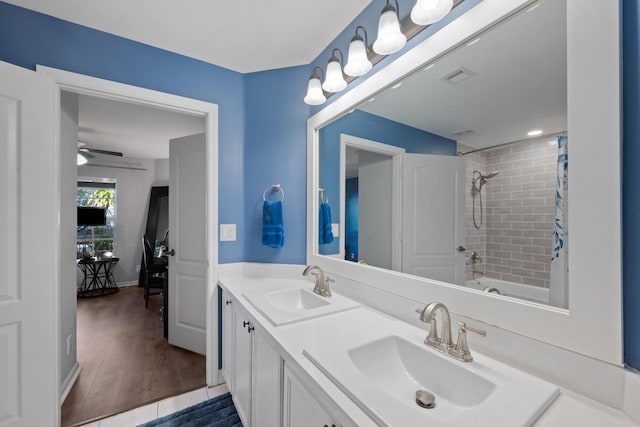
417,302,486,362
302,265,333,297
418,302,453,351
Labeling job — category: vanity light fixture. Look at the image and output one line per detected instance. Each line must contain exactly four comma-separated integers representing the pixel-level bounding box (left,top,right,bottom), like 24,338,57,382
322,49,348,93
528,129,543,136
373,0,407,55
344,26,373,77
304,66,327,105
77,152,88,166
411,0,454,26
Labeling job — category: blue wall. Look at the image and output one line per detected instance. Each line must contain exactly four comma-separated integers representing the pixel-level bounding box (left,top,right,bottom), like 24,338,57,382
243,66,310,263
0,1,246,263
623,0,640,370
318,109,455,254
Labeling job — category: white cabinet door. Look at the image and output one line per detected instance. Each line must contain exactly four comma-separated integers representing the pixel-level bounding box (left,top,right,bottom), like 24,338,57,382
232,304,252,427
252,330,282,427
221,287,234,391
283,365,339,427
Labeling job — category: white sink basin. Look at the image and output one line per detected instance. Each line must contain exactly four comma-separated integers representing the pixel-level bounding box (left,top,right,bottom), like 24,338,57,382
303,308,559,427
242,286,359,326
349,335,495,408
265,288,331,312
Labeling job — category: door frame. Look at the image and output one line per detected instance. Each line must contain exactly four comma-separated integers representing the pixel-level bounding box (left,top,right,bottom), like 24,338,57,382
36,65,221,388
339,134,404,270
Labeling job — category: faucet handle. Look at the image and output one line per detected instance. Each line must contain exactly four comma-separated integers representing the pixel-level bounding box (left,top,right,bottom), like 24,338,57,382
460,322,486,337
426,316,439,346
450,322,486,362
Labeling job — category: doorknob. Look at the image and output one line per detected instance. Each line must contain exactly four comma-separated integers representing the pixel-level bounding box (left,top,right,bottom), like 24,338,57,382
457,246,466,252
167,249,176,256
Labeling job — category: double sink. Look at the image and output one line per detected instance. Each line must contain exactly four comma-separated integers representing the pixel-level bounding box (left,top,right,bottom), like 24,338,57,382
242,281,558,426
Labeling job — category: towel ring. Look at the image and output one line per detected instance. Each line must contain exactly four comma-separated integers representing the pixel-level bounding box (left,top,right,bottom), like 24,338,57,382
263,184,285,202
318,188,328,203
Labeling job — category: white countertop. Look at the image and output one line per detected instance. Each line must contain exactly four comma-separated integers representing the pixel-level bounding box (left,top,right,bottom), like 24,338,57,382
219,272,639,427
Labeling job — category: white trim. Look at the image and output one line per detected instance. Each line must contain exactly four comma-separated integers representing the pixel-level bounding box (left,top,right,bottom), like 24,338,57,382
339,134,404,269
60,362,81,404
306,0,622,364
36,65,222,387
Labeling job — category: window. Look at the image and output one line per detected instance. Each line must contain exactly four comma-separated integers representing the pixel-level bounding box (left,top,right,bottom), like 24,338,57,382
77,180,116,258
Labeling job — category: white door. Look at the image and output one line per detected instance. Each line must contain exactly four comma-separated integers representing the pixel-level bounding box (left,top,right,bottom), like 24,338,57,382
402,154,466,285
358,154,393,269
0,61,58,425
169,133,206,354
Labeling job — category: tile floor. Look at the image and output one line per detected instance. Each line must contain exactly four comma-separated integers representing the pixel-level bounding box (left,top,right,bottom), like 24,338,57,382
79,384,229,427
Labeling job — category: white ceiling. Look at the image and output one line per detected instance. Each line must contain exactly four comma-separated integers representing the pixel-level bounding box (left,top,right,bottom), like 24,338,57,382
6,0,371,73
78,95,205,160
359,0,567,149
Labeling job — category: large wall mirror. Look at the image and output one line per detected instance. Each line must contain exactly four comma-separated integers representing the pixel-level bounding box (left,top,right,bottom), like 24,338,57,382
307,0,622,364
318,0,567,308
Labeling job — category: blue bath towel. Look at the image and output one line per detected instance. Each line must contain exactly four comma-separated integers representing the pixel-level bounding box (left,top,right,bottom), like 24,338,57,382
319,202,334,245
262,200,284,248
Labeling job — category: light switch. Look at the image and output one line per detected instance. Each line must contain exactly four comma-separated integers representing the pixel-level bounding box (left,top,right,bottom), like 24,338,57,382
331,223,339,237
220,224,236,241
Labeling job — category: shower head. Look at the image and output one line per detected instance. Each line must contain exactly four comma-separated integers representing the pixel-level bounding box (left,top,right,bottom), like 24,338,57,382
484,171,499,179
472,170,499,192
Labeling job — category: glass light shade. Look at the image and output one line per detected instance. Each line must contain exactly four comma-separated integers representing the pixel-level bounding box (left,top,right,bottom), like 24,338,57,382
373,8,407,55
304,76,326,105
410,0,453,25
322,60,347,93
344,37,372,77
77,153,88,166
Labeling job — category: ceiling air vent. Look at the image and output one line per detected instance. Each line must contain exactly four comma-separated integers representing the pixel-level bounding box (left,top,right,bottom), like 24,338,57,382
451,129,475,137
440,66,476,85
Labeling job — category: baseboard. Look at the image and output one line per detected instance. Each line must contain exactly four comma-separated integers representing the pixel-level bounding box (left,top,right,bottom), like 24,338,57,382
118,281,139,288
60,362,81,404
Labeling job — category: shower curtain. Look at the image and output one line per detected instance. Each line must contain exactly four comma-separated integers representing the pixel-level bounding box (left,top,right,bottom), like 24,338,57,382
550,135,568,308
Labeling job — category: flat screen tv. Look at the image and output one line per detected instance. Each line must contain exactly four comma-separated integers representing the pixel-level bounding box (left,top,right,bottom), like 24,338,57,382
77,207,106,226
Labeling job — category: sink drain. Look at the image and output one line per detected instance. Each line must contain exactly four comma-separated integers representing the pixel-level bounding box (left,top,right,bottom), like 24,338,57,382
415,389,435,409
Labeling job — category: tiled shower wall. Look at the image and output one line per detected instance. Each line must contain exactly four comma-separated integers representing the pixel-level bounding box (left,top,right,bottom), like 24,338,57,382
460,139,558,288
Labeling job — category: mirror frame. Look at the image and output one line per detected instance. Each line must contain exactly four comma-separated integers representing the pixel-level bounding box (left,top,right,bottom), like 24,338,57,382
306,0,622,364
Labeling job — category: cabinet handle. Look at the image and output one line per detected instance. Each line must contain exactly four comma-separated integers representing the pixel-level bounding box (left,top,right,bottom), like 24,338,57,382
243,321,250,328
226,300,232,305
247,325,254,333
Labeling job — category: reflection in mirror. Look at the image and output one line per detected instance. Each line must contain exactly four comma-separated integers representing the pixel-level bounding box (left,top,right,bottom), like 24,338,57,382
317,0,568,308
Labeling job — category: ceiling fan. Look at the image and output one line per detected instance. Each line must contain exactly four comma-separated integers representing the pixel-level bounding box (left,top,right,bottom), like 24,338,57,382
77,141,123,165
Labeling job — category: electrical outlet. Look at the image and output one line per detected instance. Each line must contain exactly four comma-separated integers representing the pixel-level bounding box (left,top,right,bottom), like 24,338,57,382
66,335,72,355
136,264,141,273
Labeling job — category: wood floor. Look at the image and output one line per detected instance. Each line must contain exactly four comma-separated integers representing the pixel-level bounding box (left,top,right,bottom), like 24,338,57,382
61,286,206,426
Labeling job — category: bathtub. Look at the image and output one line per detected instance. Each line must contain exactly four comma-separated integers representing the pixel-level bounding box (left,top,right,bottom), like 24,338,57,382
465,277,549,304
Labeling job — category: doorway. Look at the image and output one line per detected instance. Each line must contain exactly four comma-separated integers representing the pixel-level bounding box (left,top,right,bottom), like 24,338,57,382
37,66,221,424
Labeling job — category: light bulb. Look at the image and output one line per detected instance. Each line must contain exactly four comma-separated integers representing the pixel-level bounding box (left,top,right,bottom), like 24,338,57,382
344,36,372,77
373,5,407,55
304,75,326,105
322,59,347,93
411,0,453,25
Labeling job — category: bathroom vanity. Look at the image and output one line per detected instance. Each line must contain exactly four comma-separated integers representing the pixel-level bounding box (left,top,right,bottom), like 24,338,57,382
218,265,637,427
